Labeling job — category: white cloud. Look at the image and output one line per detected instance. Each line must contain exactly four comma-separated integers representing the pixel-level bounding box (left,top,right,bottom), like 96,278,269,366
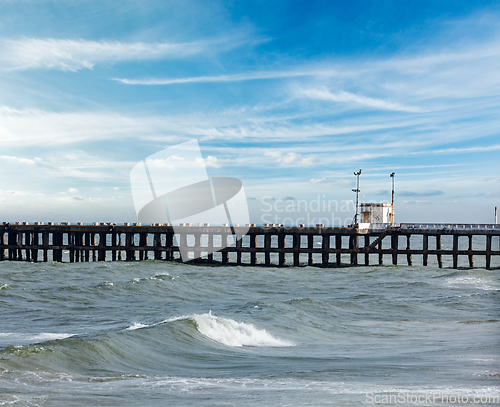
68,188,78,193
0,189,26,196
0,38,209,71
310,177,350,186
297,87,422,112
265,151,315,166
0,155,37,165
202,155,220,168
114,69,327,85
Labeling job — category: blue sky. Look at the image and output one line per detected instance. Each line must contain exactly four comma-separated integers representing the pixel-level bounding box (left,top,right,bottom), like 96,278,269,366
1,0,499,224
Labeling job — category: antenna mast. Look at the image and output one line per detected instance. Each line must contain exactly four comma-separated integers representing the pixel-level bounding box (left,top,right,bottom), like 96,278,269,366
352,169,362,226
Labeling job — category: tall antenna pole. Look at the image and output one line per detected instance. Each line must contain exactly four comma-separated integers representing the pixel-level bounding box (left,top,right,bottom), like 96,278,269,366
390,172,395,223
352,169,362,226
495,206,497,224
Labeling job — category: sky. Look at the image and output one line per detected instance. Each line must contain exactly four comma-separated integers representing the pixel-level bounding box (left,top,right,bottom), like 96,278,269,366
1,0,500,225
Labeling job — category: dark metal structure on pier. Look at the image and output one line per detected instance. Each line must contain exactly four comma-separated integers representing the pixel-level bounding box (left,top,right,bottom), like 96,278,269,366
1,222,499,269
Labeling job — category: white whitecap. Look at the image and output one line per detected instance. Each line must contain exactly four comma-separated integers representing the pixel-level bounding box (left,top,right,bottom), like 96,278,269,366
191,312,294,348
126,322,149,331
0,333,75,341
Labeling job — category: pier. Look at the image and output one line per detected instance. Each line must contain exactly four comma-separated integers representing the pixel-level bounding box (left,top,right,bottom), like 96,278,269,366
1,222,499,269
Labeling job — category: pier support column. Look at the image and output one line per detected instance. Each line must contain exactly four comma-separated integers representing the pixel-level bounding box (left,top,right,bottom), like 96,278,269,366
293,234,300,267
391,233,398,266
32,232,39,262
486,235,492,270
54,232,63,262
8,231,16,261
88,233,94,261
0,231,4,261
153,233,160,260
278,232,286,266
43,232,49,262
69,232,75,263
24,232,31,262
452,235,459,269
349,234,358,266
179,233,188,262
74,232,81,262
207,233,214,262
236,235,242,265
308,235,313,266
84,233,90,262
322,234,329,267
81,233,86,262
423,234,428,266
364,235,370,266
406,235,412,266
117,233,123,261
192,233,200,261
126,233,135,261
112,233,117,261
17,232,23,261
468,235,474,268
436,235,442,268
265,234,271,266
220,234,228,264
336,235,342,267
250,234,256,265
98,232,106,261
166,232,174,261
139,233,146,261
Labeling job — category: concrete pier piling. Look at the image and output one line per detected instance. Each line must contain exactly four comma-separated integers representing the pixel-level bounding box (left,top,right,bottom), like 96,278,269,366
1,222,499,269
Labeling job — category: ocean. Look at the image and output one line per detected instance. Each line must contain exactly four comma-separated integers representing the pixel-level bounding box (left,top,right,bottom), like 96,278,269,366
0,254,499,406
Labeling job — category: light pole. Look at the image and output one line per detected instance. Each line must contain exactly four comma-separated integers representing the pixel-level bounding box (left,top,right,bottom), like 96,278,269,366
390,172,395,223
352,169,361,226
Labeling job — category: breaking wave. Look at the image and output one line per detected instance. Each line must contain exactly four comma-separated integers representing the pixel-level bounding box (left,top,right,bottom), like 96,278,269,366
125,312,293,347
191,311,293,347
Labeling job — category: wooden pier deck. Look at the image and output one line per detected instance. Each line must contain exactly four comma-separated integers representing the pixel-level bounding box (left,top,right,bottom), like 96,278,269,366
1,222,499,269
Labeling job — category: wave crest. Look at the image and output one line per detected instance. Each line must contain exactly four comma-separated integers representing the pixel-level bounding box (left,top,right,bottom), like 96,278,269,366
191,312,293,348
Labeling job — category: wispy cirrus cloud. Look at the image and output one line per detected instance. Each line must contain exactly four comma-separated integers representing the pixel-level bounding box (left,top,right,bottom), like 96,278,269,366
399,190,445,197
296,87,423,113
0,37,241,71
310,177,350,186
113,69,331,85
0,155,39,165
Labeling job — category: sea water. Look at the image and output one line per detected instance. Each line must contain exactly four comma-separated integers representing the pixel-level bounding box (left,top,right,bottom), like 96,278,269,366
0,257,499,406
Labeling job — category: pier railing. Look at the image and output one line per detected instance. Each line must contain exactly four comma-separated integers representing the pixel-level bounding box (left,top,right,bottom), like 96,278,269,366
1,222,499,269
399,223,500,231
